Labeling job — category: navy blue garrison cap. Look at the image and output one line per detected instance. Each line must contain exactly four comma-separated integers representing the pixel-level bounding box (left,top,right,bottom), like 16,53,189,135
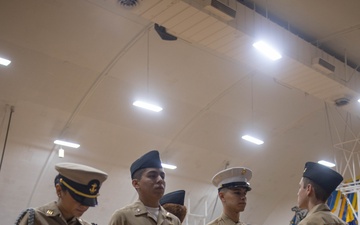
160,190,185,206
303,162,343,194
130,150,162,179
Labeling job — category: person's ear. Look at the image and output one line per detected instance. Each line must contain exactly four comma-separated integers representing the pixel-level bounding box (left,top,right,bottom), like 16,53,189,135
55,184,62,197
305,183,312,196
132,179,140,189
219,191,226,202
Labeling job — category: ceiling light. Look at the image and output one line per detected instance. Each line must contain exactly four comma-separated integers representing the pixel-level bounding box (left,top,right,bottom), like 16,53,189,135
357,98,360,103
133,101,163,112
54,140,80,148
162,163,177,169
241,135,264,145
58,148,65,158
318,160,335,168
0,57,11,66
252,41,282,61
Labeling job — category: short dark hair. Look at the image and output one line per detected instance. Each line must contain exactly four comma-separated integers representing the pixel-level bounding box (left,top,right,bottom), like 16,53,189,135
132,168,146,180
54,174,67,191
162,203,187,223
303,177,330,202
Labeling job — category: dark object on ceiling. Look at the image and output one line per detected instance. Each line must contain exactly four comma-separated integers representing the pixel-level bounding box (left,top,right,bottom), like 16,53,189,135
211,0,236,18
117,0,138,7
154,24,178,41
334,97,350,107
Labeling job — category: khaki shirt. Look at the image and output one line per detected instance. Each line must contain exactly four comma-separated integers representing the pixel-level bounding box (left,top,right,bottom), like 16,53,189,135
16,201,91,225
108,200,181,225
207,213,246,225
298,203,346,225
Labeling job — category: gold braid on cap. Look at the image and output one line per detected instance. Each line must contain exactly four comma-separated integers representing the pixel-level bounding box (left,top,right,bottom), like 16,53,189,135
60,178,99,198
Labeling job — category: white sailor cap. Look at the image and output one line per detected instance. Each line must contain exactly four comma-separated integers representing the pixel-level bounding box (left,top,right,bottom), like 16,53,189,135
212,167,252,191
55,162,108,206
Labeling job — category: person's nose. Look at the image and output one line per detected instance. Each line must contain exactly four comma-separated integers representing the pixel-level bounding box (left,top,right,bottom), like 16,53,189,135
156,175,165,183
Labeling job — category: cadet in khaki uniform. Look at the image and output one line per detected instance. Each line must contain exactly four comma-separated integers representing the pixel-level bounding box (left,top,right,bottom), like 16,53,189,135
160,190,187,223
15,162,108,225
108,150,181,225
207,167,252,225
297,162,346,225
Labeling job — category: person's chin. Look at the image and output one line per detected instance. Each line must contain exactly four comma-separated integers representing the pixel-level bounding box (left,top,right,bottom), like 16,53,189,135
238,204,246,211
74,210,86,217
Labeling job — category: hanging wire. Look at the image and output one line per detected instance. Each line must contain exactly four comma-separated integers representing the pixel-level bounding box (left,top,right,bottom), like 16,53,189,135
251,74,254,127
27,23,155,207
0,105,15,172
0,105,7,146
147,28,150,94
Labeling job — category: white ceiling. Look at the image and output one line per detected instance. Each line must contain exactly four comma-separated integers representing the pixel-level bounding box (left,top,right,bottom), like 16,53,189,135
1,0,360,224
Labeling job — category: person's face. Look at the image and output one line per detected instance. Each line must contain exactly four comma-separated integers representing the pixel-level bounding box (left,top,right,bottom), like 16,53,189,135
56,185,90,219
219,187,248,213
297,177,308,209
133,168,166,201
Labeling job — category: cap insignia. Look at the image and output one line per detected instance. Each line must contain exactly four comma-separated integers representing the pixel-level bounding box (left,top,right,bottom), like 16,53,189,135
46,210,54,215
241,169,246,175
89,183,98,194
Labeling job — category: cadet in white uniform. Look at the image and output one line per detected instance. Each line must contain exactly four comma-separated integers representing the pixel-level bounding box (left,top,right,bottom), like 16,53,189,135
15,162,108,225
207,167,252,225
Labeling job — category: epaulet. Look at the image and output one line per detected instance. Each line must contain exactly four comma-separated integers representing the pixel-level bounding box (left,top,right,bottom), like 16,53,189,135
15,208,35,225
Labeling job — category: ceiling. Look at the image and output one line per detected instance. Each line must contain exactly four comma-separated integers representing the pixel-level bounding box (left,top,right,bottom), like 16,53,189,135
1,0,360,224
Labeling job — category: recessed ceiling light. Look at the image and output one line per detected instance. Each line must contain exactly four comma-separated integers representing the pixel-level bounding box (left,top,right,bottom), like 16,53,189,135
253,41,282,61
318,160,335,168
162,163,177,169
133,101,163,112
241,135,264,145
54,140,80,148
0,57,11,66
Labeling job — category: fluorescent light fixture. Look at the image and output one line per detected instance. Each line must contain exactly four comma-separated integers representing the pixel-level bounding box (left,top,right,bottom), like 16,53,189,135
241,135,264,145
58,148,65,158
318,160,335,168
54,140,80,148
162,163,177,170
253,41,282,61
133,101,163,112
357,98,360,103
0,57,11,66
